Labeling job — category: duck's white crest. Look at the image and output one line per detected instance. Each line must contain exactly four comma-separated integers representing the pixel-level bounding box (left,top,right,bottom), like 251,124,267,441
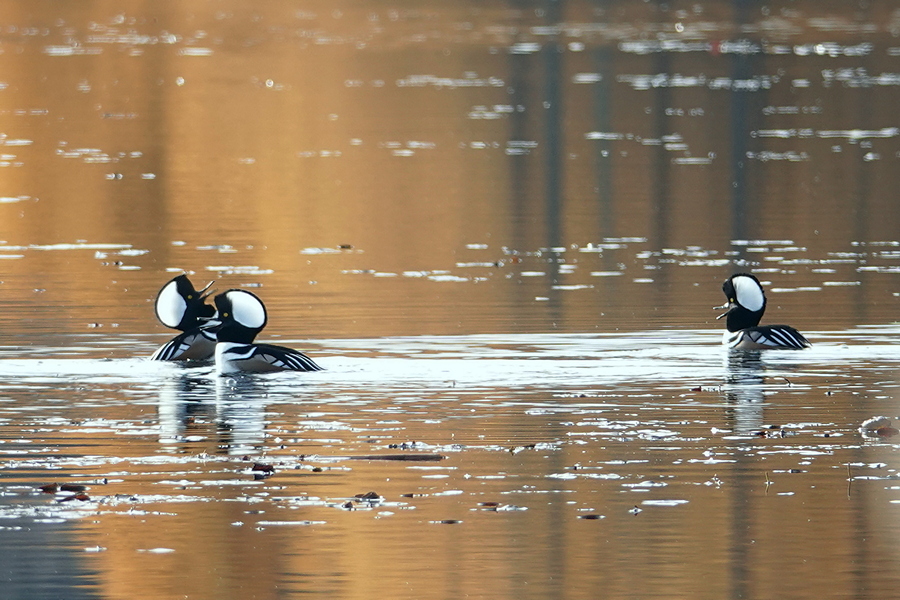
227,290,266,328
156,280,187,328
733,275,765,312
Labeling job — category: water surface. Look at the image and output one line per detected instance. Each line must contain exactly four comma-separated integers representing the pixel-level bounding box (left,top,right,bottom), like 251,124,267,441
1,2,900,599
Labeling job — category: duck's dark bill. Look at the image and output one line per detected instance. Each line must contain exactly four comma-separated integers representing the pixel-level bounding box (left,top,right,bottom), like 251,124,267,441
198,281,216,298
200,317,223,332
714,303,731,320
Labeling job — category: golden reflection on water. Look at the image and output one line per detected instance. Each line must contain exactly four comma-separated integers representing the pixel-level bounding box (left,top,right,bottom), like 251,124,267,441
0,2,900,599
11,366,900,600
0,1,897,338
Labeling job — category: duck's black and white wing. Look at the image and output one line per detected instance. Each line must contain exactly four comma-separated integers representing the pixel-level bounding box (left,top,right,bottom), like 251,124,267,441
727,325,810,350
217,342,322,373
257,344,323,371
151,329,217,361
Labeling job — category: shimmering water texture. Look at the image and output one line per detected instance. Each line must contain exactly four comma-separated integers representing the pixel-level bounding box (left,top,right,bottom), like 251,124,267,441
2,327,900,599
1,1,900,600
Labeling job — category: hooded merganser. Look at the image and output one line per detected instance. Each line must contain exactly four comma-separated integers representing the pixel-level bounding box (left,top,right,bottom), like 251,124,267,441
715,273,811,350
203,289,322,374
150,274,217,361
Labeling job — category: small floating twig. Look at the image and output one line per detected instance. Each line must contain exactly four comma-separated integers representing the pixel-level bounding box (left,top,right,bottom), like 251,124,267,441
847,463,852,497
764,471,772,494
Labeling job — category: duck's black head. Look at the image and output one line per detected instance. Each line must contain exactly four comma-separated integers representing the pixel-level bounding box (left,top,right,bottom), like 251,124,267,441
155,274,215,331
204,289,268,344
716,273,766,332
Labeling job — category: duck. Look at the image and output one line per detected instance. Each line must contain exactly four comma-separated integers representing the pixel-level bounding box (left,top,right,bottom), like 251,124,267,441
150,274,217,361
203,288,322,374
715,273,811,350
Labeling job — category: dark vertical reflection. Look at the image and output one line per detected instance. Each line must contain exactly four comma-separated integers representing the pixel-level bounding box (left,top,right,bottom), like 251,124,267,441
590,29,621,311
727,5,759,596
506,0,567,326
849,51,873,326
729,63,749,251
506,0,534,262
728,2,756,256
506,22,536,326
650,51,671,253
540,3,566,595
507,33,529,253
542,0,565,325
847,23,875,591
649,34,672,309
542,2,563,256
592,44,615,240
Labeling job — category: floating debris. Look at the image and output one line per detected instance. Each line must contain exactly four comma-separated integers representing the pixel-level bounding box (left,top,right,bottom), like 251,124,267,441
60,484,88,493
354,491,382,502
250,463,275,479
57,493,91,503
430,519,463,525
346,454,445,462
859,416,899,438
39,483,88,494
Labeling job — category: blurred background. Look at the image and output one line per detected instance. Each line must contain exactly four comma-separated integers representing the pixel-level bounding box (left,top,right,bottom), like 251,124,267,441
0,0,897,346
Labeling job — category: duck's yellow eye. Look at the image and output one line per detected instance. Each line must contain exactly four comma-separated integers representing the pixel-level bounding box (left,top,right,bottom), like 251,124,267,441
187,295,193,300
223,312,229,318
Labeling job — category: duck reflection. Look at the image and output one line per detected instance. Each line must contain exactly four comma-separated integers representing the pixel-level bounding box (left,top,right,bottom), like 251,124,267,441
157,371,271,455
214,375,270,456
722,350,766,433
157,372,279,455
157,372,216,446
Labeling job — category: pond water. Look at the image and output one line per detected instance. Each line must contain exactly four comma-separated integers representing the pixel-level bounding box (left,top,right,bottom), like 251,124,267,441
1,2,900,599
